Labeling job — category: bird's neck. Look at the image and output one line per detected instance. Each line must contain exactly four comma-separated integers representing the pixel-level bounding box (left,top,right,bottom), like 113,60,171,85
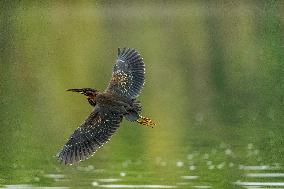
86,91,100,107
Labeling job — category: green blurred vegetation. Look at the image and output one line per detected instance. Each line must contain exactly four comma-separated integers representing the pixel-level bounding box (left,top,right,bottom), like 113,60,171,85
0,1,283,188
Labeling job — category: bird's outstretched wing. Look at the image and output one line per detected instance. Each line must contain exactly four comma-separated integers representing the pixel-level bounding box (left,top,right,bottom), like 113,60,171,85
105,48,145,99
57,105,122,165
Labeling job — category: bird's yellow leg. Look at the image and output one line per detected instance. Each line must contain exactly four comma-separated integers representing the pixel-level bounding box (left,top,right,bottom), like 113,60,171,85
136,115,156,128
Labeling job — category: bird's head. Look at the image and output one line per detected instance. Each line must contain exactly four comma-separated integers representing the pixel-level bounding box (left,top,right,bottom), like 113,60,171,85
66,88,98,97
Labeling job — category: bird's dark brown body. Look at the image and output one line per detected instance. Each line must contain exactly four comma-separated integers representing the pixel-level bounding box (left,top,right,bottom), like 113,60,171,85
96,92,131,111
57,48,155,165
94,92,142,120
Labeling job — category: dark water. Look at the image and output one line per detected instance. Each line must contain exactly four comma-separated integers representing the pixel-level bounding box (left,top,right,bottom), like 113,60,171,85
1,1,284,189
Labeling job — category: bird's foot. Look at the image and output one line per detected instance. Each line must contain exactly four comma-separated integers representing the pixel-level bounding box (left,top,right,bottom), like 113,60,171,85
136,115,156,128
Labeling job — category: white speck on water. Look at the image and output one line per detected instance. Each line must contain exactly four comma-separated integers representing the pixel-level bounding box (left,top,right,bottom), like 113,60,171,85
187,154,194,160
92,181,99,186
192,185,212,188
246,173,284,177
176,161,184,167
77,165,94,172
234,181,284,186
239,165,280,170
273,163,281,168
88,165,94,170
203,154,209,160
122,160,131,168
217,162,225,169
189,165,196,170
177,182,190,186
97,184,177,188
208,165,215,170
247,143,253,150
229,162,234,167
44,174,65,180
181,175,198,179
97,179,122,182
12,163,18,169
225,149,232,155
2,185,69,189
206,161,212,166
33,177,40,182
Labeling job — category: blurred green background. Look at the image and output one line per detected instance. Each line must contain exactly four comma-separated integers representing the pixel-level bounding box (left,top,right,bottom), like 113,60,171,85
0,1,283,189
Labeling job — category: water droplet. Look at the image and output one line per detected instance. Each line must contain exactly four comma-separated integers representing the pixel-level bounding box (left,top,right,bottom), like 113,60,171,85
92,181,99,186
120,172,126,177
225,149,232,155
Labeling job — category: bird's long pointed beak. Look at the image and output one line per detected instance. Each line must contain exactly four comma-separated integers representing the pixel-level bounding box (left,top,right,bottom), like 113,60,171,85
66,88,84,94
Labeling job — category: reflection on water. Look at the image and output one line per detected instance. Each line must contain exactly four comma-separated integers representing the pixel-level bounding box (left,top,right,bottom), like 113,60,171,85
44,174,66,182
235,181,284,187
181,176,198,180
96,179,122,183
246,173,284,177
239,165,281,171
0,186,68,189
235,164,284,189
1,143,283,188
93,184,177,188
0,1,283,189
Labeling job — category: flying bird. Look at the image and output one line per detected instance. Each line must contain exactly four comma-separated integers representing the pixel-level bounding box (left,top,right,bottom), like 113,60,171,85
57,48,155,165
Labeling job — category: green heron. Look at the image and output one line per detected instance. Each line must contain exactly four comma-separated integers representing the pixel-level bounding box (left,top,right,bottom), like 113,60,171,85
57,48,155,165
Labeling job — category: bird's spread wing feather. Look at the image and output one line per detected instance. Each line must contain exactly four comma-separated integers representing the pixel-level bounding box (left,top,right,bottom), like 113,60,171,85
106,48,145,99
57,105,122,165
